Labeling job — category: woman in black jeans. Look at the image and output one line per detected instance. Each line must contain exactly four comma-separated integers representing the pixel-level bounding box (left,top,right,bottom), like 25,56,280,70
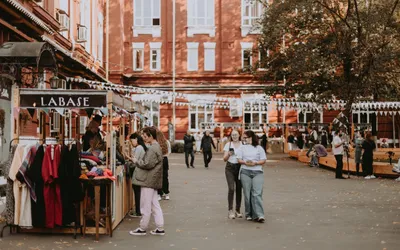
126,133,147,217
223,130,243,219
362,133,376,180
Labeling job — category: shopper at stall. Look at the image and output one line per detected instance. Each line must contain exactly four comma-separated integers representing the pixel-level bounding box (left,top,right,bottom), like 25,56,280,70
237,130,267,223
156,129,171,200
82,115,105,152
126,133,147,218
223,130,243,219
130,127,165,236
183,130,195,168
362,133,377,180
353,131,364,176
200,130,216,168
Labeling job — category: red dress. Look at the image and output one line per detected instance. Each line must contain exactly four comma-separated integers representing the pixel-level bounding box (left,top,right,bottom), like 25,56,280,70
42,145,63,228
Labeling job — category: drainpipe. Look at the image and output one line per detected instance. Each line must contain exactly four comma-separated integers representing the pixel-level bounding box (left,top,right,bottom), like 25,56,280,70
218,0,222,73
69,0,75,52
106,0,109,80
172,0,176,142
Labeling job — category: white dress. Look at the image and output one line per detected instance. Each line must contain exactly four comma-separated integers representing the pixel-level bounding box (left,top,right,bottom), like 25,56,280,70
195,133,203,152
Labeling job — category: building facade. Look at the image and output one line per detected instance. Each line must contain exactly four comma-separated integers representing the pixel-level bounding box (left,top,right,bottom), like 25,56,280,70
107,0,396,142
0,0,107,161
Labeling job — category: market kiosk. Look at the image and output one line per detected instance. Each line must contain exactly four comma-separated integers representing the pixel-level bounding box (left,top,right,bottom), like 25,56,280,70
2,87,137,240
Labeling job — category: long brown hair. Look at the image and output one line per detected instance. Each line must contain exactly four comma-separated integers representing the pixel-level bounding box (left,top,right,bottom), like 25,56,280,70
156,128,169,155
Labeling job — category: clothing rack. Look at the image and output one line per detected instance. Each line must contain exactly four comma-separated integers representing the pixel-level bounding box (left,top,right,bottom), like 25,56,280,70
1,138,82,238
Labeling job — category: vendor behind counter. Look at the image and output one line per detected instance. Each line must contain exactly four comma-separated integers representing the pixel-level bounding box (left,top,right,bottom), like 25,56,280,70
82,115,106,152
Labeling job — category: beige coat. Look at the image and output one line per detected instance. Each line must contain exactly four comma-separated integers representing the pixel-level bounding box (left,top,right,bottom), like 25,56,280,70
132,142,163,190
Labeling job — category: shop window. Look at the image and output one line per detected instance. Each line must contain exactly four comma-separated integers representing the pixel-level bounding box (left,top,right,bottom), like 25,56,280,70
298,111,322,123
244,102,267,127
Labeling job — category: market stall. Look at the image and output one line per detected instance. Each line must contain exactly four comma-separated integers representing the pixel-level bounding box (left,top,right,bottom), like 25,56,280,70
1,87,138,240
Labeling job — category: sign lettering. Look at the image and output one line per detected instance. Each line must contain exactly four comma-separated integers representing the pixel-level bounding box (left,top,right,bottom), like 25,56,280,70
21,94,106,108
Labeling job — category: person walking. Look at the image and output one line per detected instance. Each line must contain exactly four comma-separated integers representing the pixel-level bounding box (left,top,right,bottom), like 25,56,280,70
353,131,364,176
237,130,267,223
156,129,171,200
200,130,216,168
223,130,243,219
362,133,376,180
130,127,165,236
126,133,147,218
332,129,346,179
183,130,195,168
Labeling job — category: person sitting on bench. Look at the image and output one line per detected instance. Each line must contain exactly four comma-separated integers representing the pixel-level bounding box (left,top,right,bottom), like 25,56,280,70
306,144,328,168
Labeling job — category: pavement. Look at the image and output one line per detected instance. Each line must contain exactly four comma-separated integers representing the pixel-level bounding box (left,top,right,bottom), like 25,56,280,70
0,153,400,250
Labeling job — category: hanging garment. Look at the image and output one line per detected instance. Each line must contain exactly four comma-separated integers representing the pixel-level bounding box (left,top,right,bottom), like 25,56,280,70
16,144,38,202
59,144,83,225
8,144,35,227
42,145,63,228
2,144,18,225
27,145,46,227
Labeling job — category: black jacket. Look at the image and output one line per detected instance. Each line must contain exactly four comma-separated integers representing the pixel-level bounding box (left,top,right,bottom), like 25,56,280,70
183,134,195,150
201,134,216,152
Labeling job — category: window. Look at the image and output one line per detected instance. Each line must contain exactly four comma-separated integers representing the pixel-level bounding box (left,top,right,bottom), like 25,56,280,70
187,0,215,37
241,0,264,36
187,42,199,71
133,43,145,71
204,42,216,71
80,0,91,52
244,102,267,128
144,102,160,127
298,111,322,123
134,0,160,26
241,42,253,69
59,0,69,37
98,13,104,64
133,0,161,37
188,0,214,26
149,42,161,71
352,111,378,127
189,105,214,130
258,48,268,69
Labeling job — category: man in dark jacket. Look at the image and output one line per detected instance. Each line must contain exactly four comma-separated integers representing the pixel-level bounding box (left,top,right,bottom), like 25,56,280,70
183,130,195,168
200,130,216,168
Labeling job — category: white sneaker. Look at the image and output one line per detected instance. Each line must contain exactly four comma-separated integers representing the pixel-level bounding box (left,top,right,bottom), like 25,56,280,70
228,210,235,219
158,195,162,201
129,228,146,236
164,194,170,200
365,176,371,180
395,177,400,181
370,175,376,179
150,228,165,236
392,167,400,173
235,211,243,218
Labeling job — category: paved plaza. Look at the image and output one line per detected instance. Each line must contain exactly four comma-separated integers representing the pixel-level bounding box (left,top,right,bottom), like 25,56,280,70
0,153,399,250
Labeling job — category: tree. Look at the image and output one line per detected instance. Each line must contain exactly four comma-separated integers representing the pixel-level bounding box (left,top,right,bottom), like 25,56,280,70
256,0,400,118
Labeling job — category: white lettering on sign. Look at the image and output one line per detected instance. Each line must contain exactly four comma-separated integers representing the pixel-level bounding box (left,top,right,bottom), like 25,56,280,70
77,97,82,107
83,97,89,107
35,96,97,107
66,98,76,106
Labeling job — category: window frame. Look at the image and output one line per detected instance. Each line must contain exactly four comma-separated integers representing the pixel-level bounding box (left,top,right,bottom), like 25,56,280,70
244,102,268,127
133,0,161,27
352,110,378,129
80,0,91,52
144,102,160,128
241,0,263,26
204,42,216,71
97,13,104,64
189,105,214,131
149,42,162,71
187,0,215,27
187,42,199,71
132,43,145,71
297,110,323,123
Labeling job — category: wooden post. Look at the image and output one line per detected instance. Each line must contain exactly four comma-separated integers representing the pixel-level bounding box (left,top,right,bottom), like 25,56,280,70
220,123,224,152
351,123,355,141
13,86,20,144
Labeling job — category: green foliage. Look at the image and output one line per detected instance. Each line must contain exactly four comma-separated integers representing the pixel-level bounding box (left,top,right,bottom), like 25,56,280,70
171,142,185,153
255,0,400,113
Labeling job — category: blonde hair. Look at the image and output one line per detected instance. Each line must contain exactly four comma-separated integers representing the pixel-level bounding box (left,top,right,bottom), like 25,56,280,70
156,129,169,155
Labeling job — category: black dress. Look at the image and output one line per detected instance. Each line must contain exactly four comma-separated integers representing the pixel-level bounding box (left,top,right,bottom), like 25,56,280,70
362,140,376,176
59,144,84,225
27,145,46,227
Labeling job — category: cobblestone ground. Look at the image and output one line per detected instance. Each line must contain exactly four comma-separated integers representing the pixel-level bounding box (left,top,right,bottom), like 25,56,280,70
1,153,400,250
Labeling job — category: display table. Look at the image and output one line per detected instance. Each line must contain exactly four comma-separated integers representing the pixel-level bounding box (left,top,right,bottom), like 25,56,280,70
81,178,113,241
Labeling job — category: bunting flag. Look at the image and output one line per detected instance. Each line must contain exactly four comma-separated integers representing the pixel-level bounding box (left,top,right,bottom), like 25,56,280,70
42,108,50,115
100,108,109,116
55,108,65,116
